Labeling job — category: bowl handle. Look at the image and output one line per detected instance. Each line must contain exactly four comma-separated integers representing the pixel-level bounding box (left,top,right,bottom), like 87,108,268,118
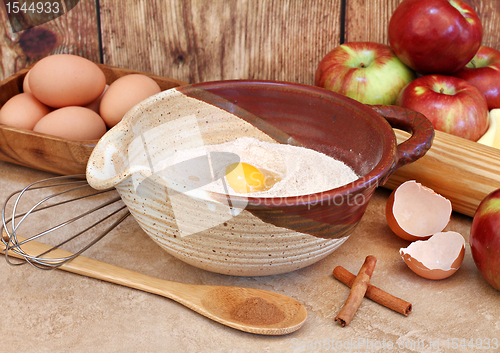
370,104,434,172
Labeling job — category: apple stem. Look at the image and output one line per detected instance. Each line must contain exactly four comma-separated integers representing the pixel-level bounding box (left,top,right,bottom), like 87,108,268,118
440,88,444,94
360,63,365,68
470,59,477,69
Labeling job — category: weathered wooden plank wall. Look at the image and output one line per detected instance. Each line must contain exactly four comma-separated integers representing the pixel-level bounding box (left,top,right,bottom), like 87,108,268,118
99,0,342,84
0,0,499,85
0,0,99,77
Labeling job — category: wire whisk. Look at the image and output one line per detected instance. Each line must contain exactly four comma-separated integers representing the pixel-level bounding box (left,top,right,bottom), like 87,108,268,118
1,174,130,270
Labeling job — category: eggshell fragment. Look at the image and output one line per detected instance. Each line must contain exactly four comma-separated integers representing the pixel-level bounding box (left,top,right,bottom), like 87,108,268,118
0,93,52,130
400,231,465,280
33,106,107,141
29,54,106,108
386,180,452,241
99,74,161,128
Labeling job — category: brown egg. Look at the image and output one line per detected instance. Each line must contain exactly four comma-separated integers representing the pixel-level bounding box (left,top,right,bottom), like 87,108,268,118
23,70,31,93
85,84,109,114
99,74,161,128
400,231,466,280
0,93,52,130
33,106,107,140
386,180,452,241
29,54,106,108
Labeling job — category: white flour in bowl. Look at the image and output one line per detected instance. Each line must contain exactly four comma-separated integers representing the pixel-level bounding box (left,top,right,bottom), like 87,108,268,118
154,136,359,198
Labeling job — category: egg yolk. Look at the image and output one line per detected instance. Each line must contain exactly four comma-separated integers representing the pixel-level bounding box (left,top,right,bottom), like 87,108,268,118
225,162,268,194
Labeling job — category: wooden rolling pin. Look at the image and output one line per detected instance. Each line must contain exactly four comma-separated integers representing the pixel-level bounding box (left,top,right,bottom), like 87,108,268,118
385,129,500,218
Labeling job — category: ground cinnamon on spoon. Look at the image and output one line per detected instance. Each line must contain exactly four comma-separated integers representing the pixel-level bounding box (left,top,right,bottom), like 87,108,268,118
231,297,285,325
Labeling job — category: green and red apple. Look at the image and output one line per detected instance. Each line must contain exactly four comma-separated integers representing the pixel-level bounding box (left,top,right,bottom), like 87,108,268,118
453,45,500,110
395,75,489,141
315,42,415,105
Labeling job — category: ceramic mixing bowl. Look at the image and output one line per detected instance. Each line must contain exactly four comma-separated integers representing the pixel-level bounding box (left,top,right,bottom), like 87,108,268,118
86,80,434,276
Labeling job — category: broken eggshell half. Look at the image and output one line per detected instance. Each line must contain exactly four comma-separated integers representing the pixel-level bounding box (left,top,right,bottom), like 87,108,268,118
400,231,466,280
386,180,452,241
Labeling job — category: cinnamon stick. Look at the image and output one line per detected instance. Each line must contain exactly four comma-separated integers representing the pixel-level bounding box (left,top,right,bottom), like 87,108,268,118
334,255,377,327
333,266,412,316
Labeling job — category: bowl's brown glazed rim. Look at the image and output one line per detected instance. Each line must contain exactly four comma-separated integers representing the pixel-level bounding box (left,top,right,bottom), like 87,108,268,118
179,80,398,208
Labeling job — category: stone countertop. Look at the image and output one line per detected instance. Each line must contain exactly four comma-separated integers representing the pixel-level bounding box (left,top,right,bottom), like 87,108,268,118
1,160,499,353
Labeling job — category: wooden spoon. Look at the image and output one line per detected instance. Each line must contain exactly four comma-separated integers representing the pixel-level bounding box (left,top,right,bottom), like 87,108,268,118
1,235,307,335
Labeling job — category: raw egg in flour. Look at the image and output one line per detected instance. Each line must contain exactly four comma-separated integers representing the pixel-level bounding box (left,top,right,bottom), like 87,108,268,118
225,162,281,194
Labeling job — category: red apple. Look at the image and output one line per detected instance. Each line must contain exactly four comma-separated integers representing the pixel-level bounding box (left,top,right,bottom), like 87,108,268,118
453,45,500,110
314,42,415,105
470,188,500,291
395,75,488,141
388,0,483,74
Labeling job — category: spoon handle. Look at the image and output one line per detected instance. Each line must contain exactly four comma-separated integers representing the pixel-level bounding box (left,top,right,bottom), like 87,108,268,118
2,234,307,335
4,234,206,301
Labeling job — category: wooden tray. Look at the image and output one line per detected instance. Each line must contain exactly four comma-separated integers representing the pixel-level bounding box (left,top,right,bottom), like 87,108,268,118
386,129,500,218
0,64,186,176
